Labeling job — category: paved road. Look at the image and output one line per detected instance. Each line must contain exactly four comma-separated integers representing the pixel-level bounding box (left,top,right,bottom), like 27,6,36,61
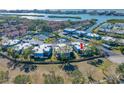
100,46,124,64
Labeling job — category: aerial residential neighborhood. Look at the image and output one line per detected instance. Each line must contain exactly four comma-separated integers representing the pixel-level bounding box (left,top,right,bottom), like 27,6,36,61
0,9,124,84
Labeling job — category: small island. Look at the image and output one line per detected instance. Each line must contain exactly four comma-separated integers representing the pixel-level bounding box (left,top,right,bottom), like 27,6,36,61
48,15,82,19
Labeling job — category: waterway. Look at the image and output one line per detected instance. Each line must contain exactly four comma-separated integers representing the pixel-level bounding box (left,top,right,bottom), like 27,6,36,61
0,12,124,32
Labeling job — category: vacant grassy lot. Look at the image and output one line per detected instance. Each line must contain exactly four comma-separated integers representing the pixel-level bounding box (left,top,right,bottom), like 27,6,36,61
0,57,118,84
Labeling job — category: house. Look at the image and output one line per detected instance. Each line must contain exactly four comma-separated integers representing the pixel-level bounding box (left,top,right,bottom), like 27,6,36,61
72,35,79,39
57,38,68,43
102,44,112,50
74,30,86,36
63,28,76,35
102,36,116,41
2,39,20,47
14,43,32,53
72,42,85,54
86,33,100,39
54,44,74,60
32,44,52,59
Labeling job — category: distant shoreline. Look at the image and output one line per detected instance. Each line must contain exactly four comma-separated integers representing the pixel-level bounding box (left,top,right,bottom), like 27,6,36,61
1,9,124,16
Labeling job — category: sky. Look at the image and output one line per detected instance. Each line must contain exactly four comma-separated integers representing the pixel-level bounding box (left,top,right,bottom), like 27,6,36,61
0,0,123,10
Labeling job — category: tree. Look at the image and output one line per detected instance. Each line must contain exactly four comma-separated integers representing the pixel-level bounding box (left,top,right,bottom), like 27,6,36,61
0,37,2,42
117,63,124,75
120,47,124,55
67,69,85,84
13,74,32,84
42,25,52,32
22,48,32,60
72,76,85,84
7,48,14,57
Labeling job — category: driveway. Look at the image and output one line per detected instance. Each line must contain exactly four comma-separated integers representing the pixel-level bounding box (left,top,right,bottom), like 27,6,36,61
108,55,124,64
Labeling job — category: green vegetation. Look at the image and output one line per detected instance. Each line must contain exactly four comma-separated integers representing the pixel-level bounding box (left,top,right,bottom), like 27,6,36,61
27,19,52,32
67,69,85,84
7,48,15,57
7,48,20,60
98,59,112,70
0,19,5,23
0,71,9,83
44,38,55,43
43,71,64,84
88,59,104,67
17,14,45,17
107,19,124,23
22,48,32,60
93,19,124,39
117,63,124,74
42,25,52,32
103,40,119,47
120,47,124,54
13,74,32,84
97,31,124,39
48,15,81,19
82,46,100,57
117,63,124,81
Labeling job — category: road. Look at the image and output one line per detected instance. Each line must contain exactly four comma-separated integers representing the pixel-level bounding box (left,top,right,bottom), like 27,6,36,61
100,46,124,64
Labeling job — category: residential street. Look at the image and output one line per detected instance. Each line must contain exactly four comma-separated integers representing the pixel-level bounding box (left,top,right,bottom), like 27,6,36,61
101,47,124,63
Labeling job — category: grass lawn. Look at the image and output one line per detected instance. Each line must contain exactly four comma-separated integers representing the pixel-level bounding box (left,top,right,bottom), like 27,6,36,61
98,59,113,70
112,49,122,54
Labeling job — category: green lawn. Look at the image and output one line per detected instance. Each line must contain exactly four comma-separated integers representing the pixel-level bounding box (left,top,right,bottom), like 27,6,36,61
0,19,5,23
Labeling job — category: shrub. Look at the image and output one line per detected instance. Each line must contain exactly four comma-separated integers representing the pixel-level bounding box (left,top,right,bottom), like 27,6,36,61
13,74,32,84
0,71,9,83
43,71,64,84
120,47,124,54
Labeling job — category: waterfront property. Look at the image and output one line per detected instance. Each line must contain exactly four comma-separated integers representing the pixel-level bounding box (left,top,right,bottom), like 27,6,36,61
99,23,124,34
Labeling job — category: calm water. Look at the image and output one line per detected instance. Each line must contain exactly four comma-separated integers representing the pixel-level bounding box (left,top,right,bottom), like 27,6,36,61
1,12,124,22
1,12,124,32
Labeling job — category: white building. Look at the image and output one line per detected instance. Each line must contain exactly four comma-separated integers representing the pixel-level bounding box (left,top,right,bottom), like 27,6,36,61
74,30,86,36
32,44,52,58
102,36,116,41
2,39,20,46
63,28,76,34
14,43,32,52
